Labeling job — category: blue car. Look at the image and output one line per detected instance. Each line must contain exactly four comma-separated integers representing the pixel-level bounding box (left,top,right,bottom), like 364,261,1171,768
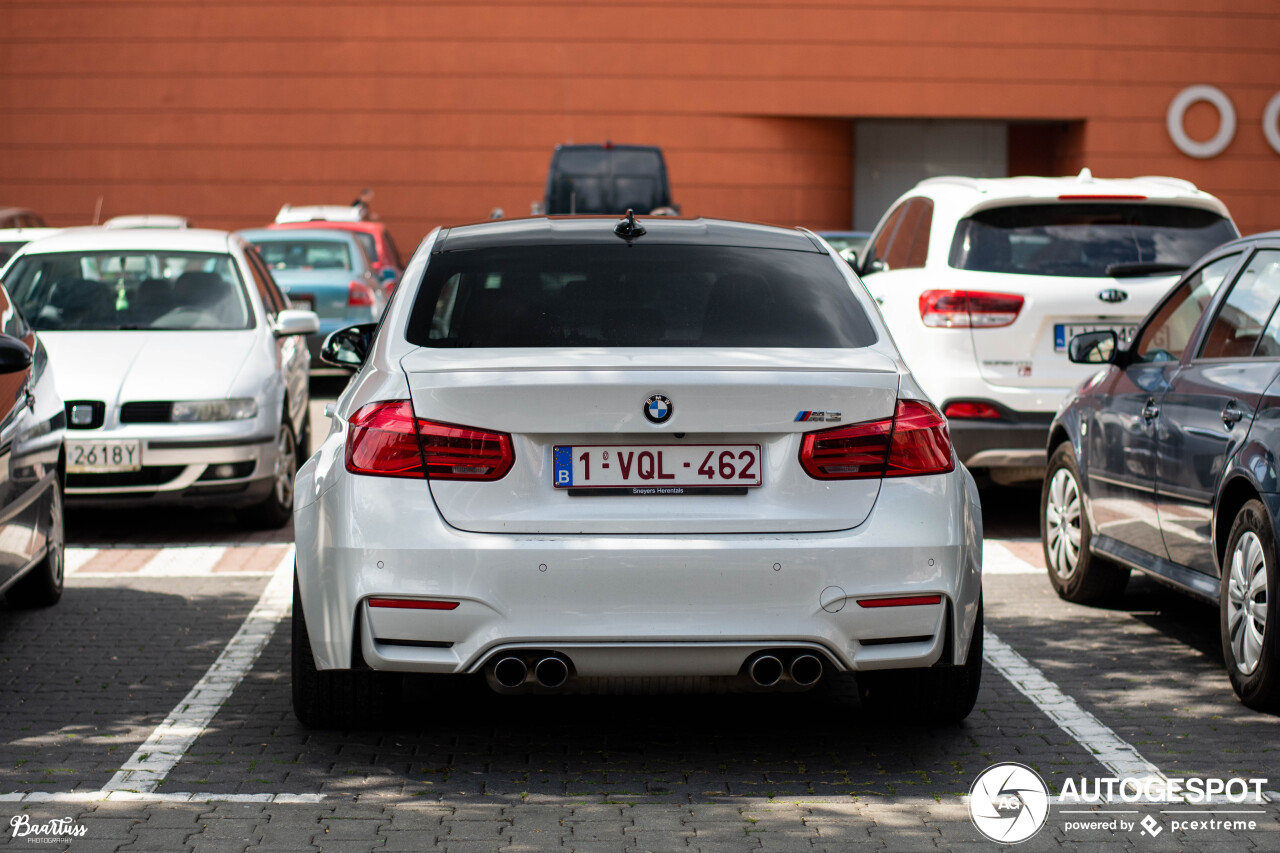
238,228,384,364
1045,231,1280,711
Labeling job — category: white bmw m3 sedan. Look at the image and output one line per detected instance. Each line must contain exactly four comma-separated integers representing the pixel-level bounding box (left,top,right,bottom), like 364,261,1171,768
293,214,984,727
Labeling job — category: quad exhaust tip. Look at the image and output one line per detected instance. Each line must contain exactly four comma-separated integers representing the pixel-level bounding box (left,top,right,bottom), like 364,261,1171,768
534,656,569,689
493,656,528,688
789,654,823,687
748,654,784,687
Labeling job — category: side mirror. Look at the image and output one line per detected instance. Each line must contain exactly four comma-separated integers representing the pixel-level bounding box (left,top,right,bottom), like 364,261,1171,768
320,323,377,369
1068,330,1118,364
379,267,398,283
272,310,320,337
0,334,32,374
861,258,886,276
839,248,859,268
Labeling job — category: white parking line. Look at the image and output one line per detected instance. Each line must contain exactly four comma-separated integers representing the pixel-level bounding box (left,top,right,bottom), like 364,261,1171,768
64,548,97,575
138,545,227,576
984,628,1166,780
0,792,325,804
64,545,281,577
982,540,1043,574
100,546,295,794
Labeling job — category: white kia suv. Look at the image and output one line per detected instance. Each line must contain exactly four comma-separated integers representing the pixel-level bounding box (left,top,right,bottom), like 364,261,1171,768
854,170,1237,485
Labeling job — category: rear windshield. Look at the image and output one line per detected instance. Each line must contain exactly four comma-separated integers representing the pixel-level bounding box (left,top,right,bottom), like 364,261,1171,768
353,232,378,263
254,239,352,271
406,244,876,348
4,250,252,331
948,203,1237,278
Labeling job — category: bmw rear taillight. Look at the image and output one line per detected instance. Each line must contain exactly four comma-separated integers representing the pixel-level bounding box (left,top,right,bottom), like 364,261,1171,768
799,400,954,480
345,401,514,481
919,290,1023,328
416,419,515,481
348,280,376,307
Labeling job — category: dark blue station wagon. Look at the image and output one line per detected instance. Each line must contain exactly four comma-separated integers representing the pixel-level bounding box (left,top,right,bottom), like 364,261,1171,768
1043,232,1280,711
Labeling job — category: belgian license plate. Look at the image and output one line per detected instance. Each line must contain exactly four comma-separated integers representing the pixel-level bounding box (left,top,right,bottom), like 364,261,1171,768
553,444,762,489
1054,323,1137,352
67,440,142,473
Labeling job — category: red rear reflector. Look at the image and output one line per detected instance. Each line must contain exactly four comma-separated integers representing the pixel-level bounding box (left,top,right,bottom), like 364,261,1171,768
367,598,459,610
919,290,1023,328
348,280,376,307
857,595,943,608
345,401,514,481
1057,194,1147,200
943,401,1002,420
799,400,954,480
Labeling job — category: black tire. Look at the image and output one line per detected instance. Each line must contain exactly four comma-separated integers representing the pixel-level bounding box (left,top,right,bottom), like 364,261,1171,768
235,413,297,530
5,480,64,609
856,599,984,724
297,409,312,462
291,573,402,728
1220,500,1280,712
1041,442,1129,604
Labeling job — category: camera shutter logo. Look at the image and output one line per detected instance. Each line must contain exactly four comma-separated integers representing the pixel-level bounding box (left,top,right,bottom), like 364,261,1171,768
969,763,1050,844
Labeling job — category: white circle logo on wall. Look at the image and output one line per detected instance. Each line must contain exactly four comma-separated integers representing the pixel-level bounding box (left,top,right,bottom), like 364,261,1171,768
969,763,1051,844
1167,85,1236,159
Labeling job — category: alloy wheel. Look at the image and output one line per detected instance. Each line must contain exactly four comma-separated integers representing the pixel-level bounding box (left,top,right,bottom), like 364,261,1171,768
273,424,296,510
1045,468,1082,580
1227,530,1269,676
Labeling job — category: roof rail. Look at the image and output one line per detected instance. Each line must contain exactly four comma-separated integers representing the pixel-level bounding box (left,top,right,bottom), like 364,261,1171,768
916,176,986,192
1134,176,1200,193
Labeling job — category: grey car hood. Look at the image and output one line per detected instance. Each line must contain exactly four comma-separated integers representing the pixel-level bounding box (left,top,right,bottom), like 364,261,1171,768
41,330,259,404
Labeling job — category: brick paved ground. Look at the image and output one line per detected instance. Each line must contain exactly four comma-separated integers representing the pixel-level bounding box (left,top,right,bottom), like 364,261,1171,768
0,489,1274,850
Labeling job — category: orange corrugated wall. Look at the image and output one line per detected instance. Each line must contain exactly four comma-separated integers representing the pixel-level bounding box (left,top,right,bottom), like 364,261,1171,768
2,0,1279,249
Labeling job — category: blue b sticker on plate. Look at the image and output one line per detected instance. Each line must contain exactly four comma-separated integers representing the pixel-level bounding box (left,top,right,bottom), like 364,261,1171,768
1054,325,1067,350
553,446,573,487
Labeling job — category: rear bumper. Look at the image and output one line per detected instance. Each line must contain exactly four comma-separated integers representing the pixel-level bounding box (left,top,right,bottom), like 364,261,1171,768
946,405,1053,474
293,443,984,679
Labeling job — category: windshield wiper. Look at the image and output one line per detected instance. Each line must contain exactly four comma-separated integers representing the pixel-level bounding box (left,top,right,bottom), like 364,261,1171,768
1105,261,1189,277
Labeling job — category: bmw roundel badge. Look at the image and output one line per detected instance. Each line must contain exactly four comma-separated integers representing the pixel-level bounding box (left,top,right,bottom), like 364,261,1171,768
644,394,673,424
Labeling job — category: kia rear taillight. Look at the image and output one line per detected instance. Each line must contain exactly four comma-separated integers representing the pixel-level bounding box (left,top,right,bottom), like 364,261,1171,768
943,401,1002,420
345,401,514,481
348,280,376,307
919,290,1023,328
799,400,954,480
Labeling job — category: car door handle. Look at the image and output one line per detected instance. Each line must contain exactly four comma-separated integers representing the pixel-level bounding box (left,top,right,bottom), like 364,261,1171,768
1222,401,1246,428
1141,400,1160,421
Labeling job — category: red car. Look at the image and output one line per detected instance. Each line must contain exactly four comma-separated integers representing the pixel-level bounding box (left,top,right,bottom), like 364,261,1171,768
268,220,405,292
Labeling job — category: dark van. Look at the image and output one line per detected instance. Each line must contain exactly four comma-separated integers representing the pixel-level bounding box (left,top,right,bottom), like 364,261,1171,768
543,143,675,215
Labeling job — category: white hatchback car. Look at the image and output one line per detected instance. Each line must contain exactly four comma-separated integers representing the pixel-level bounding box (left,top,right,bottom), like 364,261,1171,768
855,171,1237,485
1,228,318,528
293,215,984,728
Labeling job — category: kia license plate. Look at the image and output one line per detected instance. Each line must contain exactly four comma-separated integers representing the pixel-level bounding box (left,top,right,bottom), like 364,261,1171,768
553,444,762,489
1054,323,1137,353
67,440,142,473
